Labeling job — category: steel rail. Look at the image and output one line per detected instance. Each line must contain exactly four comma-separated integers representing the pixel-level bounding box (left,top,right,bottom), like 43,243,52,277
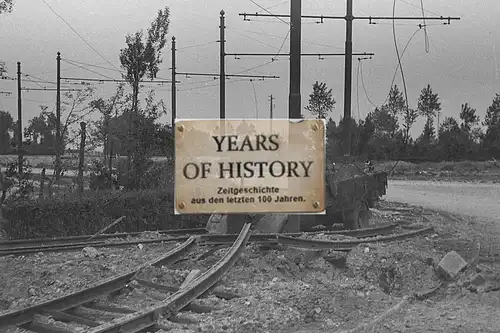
85,223,252,333
0,228,207,249
0,224,398,256
0,236,197,329
0,236,190,257
277,226,434,250
197,223,398,245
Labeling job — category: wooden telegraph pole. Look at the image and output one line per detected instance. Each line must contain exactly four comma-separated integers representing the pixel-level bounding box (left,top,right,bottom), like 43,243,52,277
56,52,62,181
171,36,176,159
287,0,302,233
16,62,22,174
220,10,226,120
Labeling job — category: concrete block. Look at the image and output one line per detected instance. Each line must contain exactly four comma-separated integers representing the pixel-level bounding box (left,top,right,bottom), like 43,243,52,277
436,250,467,280
469,273,486,287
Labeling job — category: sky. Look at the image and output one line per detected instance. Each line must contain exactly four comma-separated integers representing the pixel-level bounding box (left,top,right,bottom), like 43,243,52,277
1,0,499,142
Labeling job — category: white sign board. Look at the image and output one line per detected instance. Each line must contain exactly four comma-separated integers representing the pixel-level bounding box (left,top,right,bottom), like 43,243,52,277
174,119,325,214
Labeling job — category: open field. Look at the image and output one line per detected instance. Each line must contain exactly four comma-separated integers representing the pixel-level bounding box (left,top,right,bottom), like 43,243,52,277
376,160,500,183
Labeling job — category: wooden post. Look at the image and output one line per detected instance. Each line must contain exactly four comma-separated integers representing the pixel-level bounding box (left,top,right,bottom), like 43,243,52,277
39,168,46,198
77,122,87,193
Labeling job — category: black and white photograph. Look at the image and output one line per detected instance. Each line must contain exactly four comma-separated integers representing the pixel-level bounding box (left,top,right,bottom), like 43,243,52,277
0,0,499,332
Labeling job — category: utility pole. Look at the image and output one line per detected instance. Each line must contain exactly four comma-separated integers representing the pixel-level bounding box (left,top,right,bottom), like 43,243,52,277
77,122,86,193
343,0,353,156
17,62,22,174
269,94,274,134
240,1,459,157
269,94,274,119
220,10,226,120
287,0,302,233
56,52,61,181
171,36,176,159
289,0,301,120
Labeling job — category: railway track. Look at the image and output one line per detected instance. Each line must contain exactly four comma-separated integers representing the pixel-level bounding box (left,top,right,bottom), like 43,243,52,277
0,223,399,257
0,224,252,333
0,220,434,332
0,228,208,250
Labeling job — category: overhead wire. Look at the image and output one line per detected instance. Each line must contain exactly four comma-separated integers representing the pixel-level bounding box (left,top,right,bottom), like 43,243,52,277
381,0,412,173
360,27,422,108
249,80,259,118
256,0,289,14
60,58,123,74
419,0,430,53
39,0,121,73
249,0,289,26
226,28,280,50
177,78,249,92
352,58,362,155
176,41,219,50
392,0,409,112
61,59,118,81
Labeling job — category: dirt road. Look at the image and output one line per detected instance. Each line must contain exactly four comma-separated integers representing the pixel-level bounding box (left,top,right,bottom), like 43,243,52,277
385,180,500,224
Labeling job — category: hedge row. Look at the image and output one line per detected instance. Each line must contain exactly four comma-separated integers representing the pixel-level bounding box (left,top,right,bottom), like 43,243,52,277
2,190,208,239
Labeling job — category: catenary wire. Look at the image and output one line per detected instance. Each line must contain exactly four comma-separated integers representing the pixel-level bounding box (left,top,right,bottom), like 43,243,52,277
39,0,121,73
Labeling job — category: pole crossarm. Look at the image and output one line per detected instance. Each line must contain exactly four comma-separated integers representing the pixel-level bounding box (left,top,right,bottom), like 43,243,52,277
0,91,11,95
240,12,460,23
21,87,81,91
356,15,460,21
240,13,344,20
226,52,374,57
176,72,280,79
60,77,179,84
21,88,80,91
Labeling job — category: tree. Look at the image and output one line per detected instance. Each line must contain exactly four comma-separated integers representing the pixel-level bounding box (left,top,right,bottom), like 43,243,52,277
304,81,336,119
356,114,375,156
1,0,14,81
460,102,480,134
417,84,441,143
24,106,58,154
60,85,96,150
325,118,340,158
0,0,13,14
482,94,500,156
457,102,482,154
386,84,405,118
367,107,401,159
438,116,465,160
402,108,418,146
0,110,14,153
0,61,6,77
119,6,170,188
90,84,128,161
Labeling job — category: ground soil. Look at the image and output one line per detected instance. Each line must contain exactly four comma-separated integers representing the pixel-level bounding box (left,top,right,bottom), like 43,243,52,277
1,199,499,333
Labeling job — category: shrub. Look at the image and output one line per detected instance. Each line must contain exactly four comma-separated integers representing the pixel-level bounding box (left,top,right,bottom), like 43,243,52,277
2,190,208,239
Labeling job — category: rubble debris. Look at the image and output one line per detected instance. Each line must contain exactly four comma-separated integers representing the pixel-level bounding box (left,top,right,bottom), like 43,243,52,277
468,273,486,287
346,243,442,297
82,247,102,259
436,251,467,280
